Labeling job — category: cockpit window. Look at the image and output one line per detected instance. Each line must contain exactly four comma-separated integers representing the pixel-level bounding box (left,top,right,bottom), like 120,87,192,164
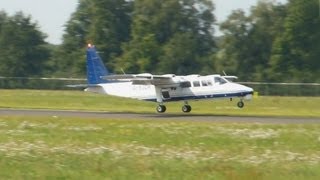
193,81,200,87
214,77,227,85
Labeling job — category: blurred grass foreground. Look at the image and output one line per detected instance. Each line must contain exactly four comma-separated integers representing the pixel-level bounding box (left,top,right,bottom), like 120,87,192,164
0,116,319,179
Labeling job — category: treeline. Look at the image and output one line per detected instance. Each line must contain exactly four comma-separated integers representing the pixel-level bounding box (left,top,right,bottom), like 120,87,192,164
217,0,320,82
0,0,319,85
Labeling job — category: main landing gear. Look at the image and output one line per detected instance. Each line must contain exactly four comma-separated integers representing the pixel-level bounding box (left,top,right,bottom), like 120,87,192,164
156,102,192,113
182,105,192,113
156,100,245,113
182,101,191,113
156,104,167,113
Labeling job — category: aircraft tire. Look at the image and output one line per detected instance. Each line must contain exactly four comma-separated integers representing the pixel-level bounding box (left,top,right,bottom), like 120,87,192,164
237,101,244,108
157,105,166,113
182,105,192,113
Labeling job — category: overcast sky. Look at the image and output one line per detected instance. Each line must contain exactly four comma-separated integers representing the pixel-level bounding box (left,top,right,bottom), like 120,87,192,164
0,0,287,44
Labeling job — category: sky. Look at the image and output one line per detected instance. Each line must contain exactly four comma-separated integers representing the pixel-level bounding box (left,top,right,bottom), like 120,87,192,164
0,0,287,44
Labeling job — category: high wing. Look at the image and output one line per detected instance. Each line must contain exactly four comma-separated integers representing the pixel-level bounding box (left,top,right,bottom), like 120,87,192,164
102,73,186,87
222,76,238,82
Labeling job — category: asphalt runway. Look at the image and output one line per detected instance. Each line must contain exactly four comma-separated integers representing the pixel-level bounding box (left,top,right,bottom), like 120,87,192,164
0,108,319,124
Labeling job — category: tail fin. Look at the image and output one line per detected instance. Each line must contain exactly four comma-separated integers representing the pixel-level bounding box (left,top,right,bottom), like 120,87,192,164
86,44,109,84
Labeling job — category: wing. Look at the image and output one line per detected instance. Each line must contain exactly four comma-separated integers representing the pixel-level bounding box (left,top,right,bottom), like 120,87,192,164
222,76,238,82
102,73,185,87
102,73,191,103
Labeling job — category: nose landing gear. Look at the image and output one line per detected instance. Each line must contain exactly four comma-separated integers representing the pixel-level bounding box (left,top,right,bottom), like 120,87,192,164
237,101,244,108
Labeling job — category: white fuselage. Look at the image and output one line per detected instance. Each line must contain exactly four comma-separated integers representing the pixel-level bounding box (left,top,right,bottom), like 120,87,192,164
85,75,253,102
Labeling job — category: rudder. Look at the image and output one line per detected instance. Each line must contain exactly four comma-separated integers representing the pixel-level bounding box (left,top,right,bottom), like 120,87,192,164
86,44,109,84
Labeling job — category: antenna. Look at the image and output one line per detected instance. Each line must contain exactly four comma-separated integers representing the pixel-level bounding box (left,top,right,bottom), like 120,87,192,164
222,70,227,76
120,68,126,75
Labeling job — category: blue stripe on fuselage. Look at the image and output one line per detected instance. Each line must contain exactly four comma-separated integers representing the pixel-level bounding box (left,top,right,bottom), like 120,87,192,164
143,91,254,102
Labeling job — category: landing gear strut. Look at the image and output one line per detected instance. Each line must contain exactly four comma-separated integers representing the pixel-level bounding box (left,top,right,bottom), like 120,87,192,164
182,101,192,113
156,104,166,113
237,101,244,108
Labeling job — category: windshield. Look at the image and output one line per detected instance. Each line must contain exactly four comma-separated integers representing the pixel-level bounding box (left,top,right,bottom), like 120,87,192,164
214,77,228,85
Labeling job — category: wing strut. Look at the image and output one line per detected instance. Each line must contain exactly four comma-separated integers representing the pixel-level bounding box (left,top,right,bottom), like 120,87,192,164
155,87,163,103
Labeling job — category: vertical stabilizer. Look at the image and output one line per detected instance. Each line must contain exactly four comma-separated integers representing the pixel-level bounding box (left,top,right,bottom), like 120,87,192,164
86,44,109,84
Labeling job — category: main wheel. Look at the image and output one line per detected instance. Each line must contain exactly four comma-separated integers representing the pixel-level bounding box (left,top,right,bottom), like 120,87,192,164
156,105,166,113
237,101,244,108
182,105,192,113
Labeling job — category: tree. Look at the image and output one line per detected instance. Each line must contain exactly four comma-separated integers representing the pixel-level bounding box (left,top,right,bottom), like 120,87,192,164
215,10,250,77
0,11,49,77
158,33,200,74
270,0,320,82
118,0,216,74
0,11,7,31
52,0,132,77
216,0,286,81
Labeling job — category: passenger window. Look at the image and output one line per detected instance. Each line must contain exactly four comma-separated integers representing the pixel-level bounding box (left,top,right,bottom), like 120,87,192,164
207,80,213,86
180,81,191,88
201,80,208,86
193,81,200,87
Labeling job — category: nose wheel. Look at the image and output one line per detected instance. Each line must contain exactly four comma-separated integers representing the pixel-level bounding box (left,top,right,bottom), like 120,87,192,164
237,101,244,108
156,105,166,113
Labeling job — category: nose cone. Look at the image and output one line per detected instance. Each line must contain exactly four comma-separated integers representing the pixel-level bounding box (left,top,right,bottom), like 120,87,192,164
238,84,254,100
243,85,254,93
232,83,253,93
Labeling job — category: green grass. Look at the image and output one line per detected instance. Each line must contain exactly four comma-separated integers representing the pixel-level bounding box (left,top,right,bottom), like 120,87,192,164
0,89,319,179
0,89,319,117
0,116,319,179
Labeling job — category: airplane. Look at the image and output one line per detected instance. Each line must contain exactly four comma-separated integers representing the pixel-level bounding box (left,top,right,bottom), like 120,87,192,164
84,44,254,113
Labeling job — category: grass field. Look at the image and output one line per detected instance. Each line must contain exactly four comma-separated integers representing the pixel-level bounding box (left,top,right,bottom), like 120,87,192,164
0,116,319,179
0,89,319,117
0,89,319,179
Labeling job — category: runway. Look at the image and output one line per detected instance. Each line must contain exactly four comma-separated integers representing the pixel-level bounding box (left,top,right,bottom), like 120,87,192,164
0,108,319,124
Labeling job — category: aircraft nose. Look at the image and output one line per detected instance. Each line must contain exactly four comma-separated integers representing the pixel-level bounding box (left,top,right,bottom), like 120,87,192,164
238,84,254,100
236,84,253,93
244,85,254,93
229,83,254,94
245,86,254,92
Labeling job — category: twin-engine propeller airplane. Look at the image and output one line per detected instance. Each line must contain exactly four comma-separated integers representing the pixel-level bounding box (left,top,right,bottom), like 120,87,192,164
84,44,254,113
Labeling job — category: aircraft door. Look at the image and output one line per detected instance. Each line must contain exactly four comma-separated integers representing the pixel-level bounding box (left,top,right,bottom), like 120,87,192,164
161,90,171,100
